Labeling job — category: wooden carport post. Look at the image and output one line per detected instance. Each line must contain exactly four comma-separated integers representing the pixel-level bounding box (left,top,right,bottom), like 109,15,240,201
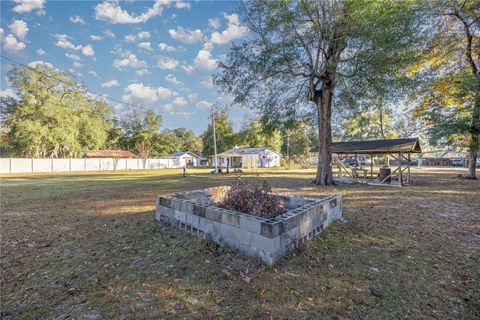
407,153,411,183
398,152,403,186
370,154,373,179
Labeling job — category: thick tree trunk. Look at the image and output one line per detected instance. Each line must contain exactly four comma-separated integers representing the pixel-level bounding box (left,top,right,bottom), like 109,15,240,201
466,148,477,179
466,90,480,179
313,82,335,186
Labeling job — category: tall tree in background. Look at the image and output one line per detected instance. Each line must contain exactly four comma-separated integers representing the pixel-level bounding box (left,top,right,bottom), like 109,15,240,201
340,106,396,141
216,0,423,185
155,128,203,156
131,110,162,168
413,0,479,179
237,120,282,152
2,64,113,157
201,110,235,156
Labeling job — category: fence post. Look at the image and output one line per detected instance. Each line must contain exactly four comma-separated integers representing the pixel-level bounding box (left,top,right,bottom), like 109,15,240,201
51,158,54,172
69,158,72,172
9,158,12,174
84,158,87,171
99,158,101,171
31,158,34,173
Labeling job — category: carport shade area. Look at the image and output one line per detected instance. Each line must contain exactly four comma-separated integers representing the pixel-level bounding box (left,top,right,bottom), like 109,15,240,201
331,138,422,186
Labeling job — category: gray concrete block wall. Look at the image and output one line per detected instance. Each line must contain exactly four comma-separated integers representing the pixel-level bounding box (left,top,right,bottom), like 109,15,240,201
156,187,342,265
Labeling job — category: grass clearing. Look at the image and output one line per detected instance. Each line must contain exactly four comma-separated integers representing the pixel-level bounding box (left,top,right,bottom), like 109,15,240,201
1,168,479,319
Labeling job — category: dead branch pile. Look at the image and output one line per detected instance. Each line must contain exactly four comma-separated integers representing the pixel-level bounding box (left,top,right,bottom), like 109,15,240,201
218,176,286,218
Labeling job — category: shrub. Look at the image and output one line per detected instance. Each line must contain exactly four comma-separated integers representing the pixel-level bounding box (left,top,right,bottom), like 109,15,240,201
280,158,287,167
218,175,286,218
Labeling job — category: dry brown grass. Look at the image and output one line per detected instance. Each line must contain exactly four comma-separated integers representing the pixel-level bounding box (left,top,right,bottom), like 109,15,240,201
1,167,479,319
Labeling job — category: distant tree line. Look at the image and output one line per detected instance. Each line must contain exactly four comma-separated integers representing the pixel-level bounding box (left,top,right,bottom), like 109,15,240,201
0,64,313,161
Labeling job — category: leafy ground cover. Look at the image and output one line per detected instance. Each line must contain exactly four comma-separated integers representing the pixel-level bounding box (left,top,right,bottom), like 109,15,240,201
1,167,479,319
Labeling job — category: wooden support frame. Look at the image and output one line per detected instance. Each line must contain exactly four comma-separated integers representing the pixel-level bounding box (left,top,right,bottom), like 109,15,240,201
333,151,414,188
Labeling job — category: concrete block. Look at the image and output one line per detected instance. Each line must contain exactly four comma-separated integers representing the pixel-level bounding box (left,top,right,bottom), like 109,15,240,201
155,186,342,265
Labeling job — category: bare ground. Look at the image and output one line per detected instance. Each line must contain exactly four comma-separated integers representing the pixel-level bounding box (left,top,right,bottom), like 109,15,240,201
0,167,479,319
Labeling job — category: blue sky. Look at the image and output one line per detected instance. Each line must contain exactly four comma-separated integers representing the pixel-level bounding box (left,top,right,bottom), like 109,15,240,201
0,0,251,134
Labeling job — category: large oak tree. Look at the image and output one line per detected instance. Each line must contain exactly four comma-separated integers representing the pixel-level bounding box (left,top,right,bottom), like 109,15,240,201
216,0,423,185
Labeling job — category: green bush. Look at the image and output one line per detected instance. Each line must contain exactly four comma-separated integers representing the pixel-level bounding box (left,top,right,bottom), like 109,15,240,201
280,158,287,167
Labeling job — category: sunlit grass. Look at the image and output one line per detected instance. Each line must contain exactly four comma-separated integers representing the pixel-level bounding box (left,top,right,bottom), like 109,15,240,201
0,167,479,318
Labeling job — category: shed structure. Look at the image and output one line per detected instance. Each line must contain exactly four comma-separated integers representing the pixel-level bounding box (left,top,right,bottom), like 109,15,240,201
170,151,200,166
213,147,281,169
332,138,421,187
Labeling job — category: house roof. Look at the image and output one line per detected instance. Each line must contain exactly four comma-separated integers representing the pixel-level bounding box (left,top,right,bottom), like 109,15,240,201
83,150,137,158
170,151,199,158
217,147,281,157
331,138,421,154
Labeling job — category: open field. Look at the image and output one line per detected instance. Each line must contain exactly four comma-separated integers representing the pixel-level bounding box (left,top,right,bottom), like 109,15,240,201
1,167,479,319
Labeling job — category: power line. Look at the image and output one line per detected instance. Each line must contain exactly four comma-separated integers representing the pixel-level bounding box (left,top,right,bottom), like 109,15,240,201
0,54,158,113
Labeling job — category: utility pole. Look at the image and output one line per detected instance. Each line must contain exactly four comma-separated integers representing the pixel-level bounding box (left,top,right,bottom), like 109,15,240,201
212,110,218,173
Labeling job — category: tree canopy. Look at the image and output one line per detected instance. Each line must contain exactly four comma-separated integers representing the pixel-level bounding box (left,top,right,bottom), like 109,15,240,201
2,64,113,157
412,0,479,178
216,0,424,184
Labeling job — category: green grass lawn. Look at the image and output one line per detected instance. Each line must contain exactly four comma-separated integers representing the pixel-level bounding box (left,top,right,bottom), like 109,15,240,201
1,168,479,319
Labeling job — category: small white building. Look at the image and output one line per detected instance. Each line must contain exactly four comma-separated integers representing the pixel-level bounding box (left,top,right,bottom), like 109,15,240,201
213,147,281,168
170,151,200,166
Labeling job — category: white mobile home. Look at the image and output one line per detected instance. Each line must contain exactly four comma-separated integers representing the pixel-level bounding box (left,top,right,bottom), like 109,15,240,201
170,151,200,166
213,147,281,168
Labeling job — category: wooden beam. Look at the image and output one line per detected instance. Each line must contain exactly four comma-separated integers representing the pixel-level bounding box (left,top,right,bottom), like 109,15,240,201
399,152,403,186
370,154,373,179
407,153,411,183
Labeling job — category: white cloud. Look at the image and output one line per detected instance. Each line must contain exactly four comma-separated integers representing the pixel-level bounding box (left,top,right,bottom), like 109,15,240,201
196,100,213,110
73,61,83,69
90,35,103,41
95,0,165,24
12,0,45,14
210,13,248,45
135,68,150,76
81,45,95,57
70,15,86,25
181,64,194,73
157,56,179,70
168,27,203,44
172,96,187,106
124,34,136,42
65,53,81,61
102,79,120,88
28,60,53,68
1,32,26,53
0,88,17,99
169,110,192,118
36,48,45,56
9,20,28,40
165,74,181,85
158,42,180,52
208,18,221,29
200,76,214,88
113,50,147,70
103,29,116,38
137,31,150,39
122,83,175,105
138,42,153,51
88,71,98,78
194,45,218,71
54,34,81,50
174,1,191,9
53,35,94,57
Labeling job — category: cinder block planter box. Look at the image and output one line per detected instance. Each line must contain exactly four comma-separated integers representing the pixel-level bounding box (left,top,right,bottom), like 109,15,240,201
156,187,342,265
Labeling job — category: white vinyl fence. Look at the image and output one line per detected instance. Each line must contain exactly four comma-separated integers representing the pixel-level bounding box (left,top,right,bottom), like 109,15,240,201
0,157,187,174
